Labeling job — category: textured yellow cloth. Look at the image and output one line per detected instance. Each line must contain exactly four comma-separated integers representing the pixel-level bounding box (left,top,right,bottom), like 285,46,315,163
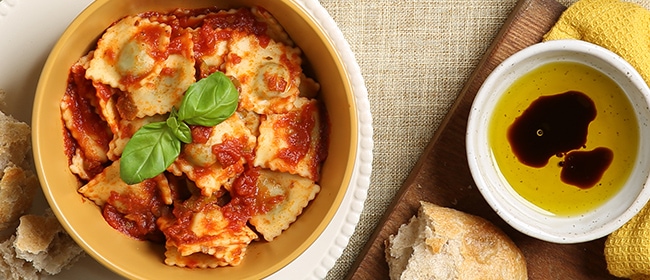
544,0,650,85
544,0,650,279
605,204,650,280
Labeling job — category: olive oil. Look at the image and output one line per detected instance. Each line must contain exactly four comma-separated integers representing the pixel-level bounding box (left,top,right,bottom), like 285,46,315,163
489,61,638,216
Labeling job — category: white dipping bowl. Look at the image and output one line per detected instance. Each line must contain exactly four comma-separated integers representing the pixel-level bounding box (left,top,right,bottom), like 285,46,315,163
466,39,650,244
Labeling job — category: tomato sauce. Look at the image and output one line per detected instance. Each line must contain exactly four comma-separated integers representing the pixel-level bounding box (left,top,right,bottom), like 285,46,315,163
63,64,112,161
228,53,242,65
315,103,330,173
163,165,283,239
280,53,301,78
276,102,316,165
223,167,285,227
191,125,213,144
119,24,170,87
102,179,167,242
203,8,266,37
264,72,288,92
193,25,219,61
93,82,114,102
221,167,260,229
62,128,77,166
168,32,193,58
212,136,252,167
161,194,228,245
136,24,169,61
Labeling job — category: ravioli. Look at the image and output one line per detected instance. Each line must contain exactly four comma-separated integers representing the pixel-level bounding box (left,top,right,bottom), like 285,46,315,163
192,25,230,78
116,49,196,119
254,98,328,181
107,114,167,160
157,195,258,267
61,60,112,180
86,16,196,120
86,16,171,91
249,170,320,241
167,111,257,196
250,6,294,47
224,33,303,115
78,160,172,240
78,160,172,209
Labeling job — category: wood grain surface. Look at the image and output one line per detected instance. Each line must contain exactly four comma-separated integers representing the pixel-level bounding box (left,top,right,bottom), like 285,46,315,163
346,0,624,279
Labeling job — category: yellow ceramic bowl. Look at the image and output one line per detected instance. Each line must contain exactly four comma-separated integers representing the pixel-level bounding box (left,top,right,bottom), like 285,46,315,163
32,0,358,279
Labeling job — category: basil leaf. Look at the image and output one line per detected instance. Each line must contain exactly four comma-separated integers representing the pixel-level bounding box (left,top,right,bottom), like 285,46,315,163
178,71,239,126
120,122,181,184
166,115,192,144
119,71,239,184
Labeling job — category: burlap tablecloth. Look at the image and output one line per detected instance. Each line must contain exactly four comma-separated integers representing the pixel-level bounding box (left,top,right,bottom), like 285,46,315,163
317,0,650,278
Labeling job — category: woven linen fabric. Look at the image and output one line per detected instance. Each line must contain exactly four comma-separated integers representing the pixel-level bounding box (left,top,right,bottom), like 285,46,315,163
318,0,579,278
543,0,650,278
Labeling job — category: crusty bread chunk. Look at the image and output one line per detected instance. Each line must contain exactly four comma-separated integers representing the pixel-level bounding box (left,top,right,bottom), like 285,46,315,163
0,102,38,232
0,114,31,172
0,235,37,280
0,90,83,278
15,209,84,275
0,166,39,233
385,201,527,280
0,209,84,279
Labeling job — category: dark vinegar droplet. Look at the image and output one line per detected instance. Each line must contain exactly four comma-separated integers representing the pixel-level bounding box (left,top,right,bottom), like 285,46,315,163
561,147,613,189
508,91,596,167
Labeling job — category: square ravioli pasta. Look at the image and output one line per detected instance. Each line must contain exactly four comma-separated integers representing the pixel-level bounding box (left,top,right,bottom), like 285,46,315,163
250,169,320,241
254,98,329,181
157,195,259,268
85,16,196,120
167,111,258,196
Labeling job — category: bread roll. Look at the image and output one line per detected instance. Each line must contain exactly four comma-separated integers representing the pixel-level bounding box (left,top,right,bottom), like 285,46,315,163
385,201,527,280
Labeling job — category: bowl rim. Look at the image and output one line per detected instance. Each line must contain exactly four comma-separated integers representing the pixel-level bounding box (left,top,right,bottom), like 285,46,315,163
466,39,650,244
31,0,373,278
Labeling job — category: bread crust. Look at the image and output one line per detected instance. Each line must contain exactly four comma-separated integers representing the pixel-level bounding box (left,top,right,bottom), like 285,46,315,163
385,201,527,280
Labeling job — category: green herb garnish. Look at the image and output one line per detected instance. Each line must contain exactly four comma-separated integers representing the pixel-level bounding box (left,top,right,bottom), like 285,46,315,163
120,72,239,184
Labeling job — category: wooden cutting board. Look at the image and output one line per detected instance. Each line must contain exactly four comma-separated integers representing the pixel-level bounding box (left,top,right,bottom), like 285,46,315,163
346,0,624,279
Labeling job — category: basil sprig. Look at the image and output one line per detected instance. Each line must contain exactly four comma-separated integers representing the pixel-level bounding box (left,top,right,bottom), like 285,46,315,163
120,72,239,184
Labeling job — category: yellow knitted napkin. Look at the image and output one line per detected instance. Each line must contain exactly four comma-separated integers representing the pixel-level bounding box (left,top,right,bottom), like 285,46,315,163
543,0,650,84
543,0,650,279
